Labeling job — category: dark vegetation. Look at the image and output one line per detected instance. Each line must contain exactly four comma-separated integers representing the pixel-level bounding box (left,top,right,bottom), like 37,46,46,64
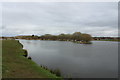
93,37,120,41
40,65,61,77
22,49,28,57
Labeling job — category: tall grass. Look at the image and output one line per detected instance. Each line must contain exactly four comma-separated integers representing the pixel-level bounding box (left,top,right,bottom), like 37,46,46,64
40,65,62,77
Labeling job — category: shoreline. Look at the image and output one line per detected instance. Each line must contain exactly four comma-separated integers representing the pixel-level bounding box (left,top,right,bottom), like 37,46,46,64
2,40,62,79
93,40,120,42
18,39,119,42
18,39,92,44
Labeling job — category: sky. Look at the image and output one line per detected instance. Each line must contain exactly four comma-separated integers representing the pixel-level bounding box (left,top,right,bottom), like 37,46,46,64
1,2,118,37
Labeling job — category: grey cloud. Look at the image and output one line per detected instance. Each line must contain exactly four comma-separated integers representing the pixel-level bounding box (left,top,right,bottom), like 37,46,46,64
1,2,118,37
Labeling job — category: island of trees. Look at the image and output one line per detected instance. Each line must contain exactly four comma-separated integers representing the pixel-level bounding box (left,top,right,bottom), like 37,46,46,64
39,32,92,44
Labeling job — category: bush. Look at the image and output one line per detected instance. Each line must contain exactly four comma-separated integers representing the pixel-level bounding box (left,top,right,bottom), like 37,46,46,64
22,49,28,57
28,56,32,60
53,69,61,77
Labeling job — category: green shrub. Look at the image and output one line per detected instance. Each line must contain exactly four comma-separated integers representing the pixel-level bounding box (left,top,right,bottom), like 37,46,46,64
22,49,28,57
53,69,61,77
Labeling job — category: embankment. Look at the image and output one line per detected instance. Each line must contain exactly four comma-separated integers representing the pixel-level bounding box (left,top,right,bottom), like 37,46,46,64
2,40,61,79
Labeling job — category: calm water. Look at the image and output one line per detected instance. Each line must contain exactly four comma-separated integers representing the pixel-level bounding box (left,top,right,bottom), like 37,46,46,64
20,40,118,78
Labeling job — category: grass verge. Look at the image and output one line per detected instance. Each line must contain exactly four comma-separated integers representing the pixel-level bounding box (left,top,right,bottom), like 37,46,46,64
2,40,62,79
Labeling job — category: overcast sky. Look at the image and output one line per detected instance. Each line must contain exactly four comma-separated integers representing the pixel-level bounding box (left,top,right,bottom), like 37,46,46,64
1,2,118,37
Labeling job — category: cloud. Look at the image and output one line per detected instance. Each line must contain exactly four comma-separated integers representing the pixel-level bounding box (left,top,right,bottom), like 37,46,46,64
1,2,118,37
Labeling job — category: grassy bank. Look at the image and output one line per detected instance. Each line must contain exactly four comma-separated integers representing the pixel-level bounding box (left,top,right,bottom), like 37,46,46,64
0,40,2,79
2,40,61,79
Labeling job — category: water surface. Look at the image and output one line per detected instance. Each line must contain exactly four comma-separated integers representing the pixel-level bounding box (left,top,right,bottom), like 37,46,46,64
20,40,118,78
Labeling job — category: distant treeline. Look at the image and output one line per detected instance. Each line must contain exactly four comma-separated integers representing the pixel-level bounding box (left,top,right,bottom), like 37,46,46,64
1,32,92,43
93,37,120,41
93,37,120,40
1,32,120,42
15,32,92,42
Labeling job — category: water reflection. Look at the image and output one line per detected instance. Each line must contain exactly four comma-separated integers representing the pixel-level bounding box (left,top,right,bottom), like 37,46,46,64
20,40,118,78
